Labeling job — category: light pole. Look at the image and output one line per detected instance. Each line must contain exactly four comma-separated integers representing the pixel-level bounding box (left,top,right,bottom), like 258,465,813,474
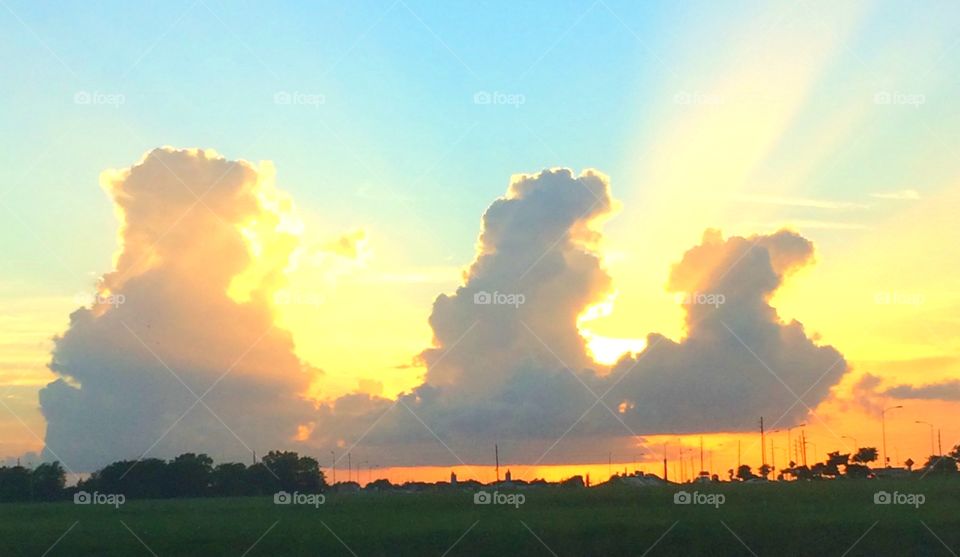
915,421,935,456
787,424,806,465
882,405,903,468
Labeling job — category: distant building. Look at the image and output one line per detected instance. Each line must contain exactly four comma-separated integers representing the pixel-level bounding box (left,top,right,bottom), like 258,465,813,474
450,471,457,486
504,470,511,482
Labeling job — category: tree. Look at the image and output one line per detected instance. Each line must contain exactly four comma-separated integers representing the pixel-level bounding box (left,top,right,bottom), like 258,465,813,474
211,463,249,496
244,463,279,495
32,462,66,501
822,452,849,477
261,451,325,493
922,455,958,474
0,466,31,502
845,463,871,478
851,447,878,465
166,453,213,497
789,465,812,481
82,458,169,498
736,465,755,481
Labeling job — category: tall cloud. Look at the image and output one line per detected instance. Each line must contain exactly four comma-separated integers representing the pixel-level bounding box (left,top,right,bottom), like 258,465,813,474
40,148,316,471
420,168,614,395
307,169,619,464
310,172,850,466
314,202,847,464
606,229,848,433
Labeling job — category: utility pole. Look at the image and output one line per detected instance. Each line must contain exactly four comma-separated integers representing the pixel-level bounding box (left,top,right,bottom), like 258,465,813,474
938,429,943,456
330,450,336,484
801,430,808,466
737,440,741,470
348,452,351,483
760,417,767,478
679,443,685,482
787,423,806,465
770,440,776,476
495,444,500,483
663,442,668,482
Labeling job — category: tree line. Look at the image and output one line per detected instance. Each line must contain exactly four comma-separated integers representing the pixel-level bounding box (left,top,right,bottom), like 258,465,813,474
729,446,960,481
0,451,325,503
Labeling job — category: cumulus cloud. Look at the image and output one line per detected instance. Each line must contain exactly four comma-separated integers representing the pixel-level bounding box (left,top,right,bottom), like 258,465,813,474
606,229,848,433
419,168,615,394
40,148,316,471
306,169,617,463
309,171,850,465
39,154,852,470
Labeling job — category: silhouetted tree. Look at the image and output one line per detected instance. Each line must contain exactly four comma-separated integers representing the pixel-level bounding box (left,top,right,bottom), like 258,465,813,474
851,447,878,465
736,465,756,481
791,465,812,480
166,453,213,497
0,466,31,502
31,462,66,501
845,463,870,478
560,475,585,488
261,451,325,493
244,463,280,495
211,463,249,496
922,455,958,474
81,458,169,499
823,452,849,477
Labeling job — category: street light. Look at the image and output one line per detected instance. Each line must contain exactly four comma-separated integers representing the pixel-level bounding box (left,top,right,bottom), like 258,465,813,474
882,405,903,468
915,421,935,456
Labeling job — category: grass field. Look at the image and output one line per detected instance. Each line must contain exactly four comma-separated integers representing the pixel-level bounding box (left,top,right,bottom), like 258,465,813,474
3,478,958,556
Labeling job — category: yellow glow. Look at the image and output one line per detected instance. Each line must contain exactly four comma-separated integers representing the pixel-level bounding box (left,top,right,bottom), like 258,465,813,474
227,161,304,305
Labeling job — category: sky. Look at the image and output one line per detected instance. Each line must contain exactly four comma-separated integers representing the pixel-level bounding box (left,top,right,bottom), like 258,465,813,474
1,0,959,482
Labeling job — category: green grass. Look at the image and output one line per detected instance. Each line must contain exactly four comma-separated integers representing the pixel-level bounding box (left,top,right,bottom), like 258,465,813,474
3,478,959,556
